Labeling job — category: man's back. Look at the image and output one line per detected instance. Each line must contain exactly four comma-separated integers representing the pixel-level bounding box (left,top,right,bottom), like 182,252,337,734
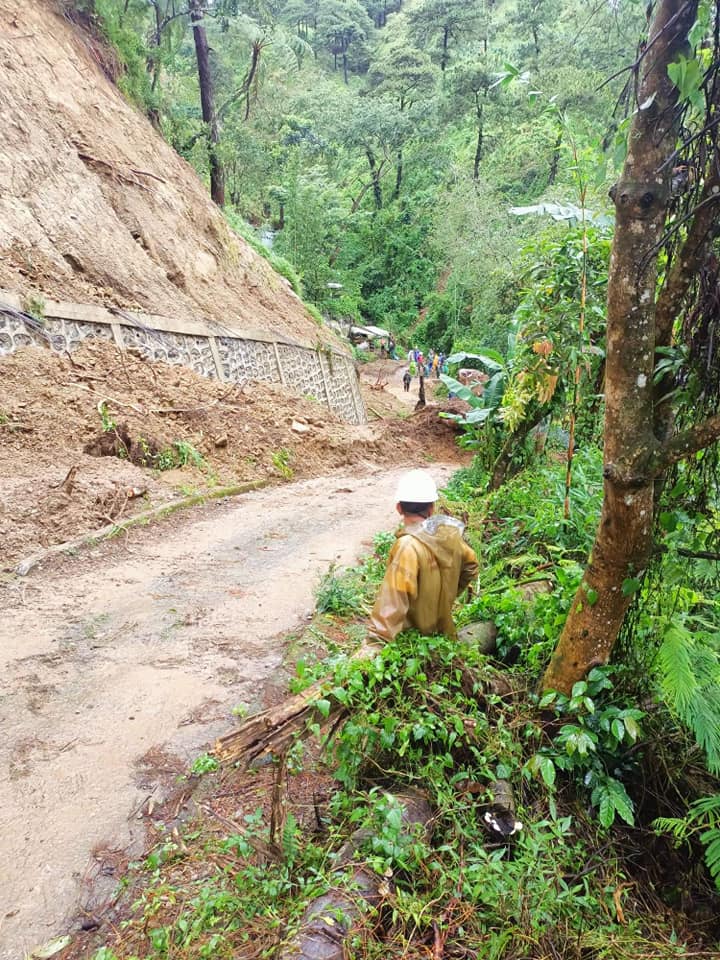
369,515,478,642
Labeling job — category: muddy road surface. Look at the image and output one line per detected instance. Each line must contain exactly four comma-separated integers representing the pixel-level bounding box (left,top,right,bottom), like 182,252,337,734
0,465,455,959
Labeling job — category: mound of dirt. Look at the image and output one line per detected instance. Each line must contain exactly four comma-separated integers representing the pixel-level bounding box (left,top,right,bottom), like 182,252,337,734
0,0,333,347
0,342,468,569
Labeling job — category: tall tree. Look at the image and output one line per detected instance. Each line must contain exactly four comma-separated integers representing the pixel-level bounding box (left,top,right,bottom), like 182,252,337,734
446,58,493,179
145,0,189,127
190,0,225,205
337,97,412,208
407,0,486,72
543,0,720,694
368,36,435,198
515,0,550,57
316,0,374,83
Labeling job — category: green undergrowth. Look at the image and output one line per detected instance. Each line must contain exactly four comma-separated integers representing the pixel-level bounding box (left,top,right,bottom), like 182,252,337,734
224,211,325,325
78,457,720,960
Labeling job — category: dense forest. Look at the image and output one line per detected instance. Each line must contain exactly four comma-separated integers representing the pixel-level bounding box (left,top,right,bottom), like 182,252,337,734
79,0,640,347
62,1,720,958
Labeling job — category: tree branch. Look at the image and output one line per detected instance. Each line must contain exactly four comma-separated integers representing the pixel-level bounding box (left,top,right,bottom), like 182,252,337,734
654,148,720,348
654,412,720,473
217,38,267,122
678,548,720,561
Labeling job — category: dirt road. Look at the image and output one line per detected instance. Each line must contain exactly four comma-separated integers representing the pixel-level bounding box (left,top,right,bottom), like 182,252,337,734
0,464,454,959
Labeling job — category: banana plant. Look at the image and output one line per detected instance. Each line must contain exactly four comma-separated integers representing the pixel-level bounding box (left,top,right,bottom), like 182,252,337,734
439,347,510,435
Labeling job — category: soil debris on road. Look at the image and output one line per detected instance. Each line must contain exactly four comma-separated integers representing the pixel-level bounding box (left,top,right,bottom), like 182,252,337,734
0,344,466,570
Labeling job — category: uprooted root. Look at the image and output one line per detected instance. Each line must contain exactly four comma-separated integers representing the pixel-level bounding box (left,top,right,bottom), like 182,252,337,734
84,421,168,468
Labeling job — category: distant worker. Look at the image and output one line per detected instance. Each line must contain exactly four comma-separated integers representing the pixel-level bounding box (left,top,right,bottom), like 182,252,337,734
432,352,440,378
369,470,479,642
403,370,412,392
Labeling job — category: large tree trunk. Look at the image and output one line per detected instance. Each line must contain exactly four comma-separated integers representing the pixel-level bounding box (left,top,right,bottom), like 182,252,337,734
145,3,163,132
277,791,433,960
190,0,225,207
472,98,484,181
542,0,699,695
366,148,383,209
393,148,403,200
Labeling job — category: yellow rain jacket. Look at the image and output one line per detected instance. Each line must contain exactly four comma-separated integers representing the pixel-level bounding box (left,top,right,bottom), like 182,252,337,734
369,515,479,642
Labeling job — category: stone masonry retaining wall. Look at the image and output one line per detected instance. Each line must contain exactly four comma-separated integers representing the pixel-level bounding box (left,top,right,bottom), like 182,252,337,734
0,293,366,425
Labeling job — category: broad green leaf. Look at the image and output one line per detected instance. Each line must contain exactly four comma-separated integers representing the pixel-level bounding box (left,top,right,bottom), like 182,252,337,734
599,790,615,828
29,938,72,960
445,351,504,371
607,779,635,825
540,756,556,788
464,407,493,424
624,716,640,741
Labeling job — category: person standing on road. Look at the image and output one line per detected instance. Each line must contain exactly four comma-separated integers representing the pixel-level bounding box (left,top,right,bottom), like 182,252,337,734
368,470,479,642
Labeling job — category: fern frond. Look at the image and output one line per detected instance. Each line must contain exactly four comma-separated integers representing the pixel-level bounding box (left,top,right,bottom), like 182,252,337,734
658,623,698,714
651,816,690,843
658,622,720,775
685,682,720,775
700,829,720,885
689,794,720,823
654,796,720,892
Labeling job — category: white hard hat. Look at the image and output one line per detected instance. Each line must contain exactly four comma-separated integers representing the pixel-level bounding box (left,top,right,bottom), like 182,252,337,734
395,469,438,503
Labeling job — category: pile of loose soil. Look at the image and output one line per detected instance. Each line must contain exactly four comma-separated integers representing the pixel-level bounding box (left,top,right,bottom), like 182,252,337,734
0,342,468,568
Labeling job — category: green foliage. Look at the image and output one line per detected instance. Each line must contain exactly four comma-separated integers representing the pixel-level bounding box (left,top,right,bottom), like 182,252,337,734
529,669,644,827
191,752,220,775
315,564,368,616
270,447,293,479
314,532,392,617
92,0,156,110
439,348,508,456
98,400,117,433
657,619,720,776
653,793,720,892
224,210,304,296
154,440,208,472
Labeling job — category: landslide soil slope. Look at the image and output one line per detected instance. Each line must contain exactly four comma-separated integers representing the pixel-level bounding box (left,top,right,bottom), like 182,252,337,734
0,0,331,346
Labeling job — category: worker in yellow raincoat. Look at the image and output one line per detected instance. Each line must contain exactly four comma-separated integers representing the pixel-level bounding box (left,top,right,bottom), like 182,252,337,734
369,470,478,642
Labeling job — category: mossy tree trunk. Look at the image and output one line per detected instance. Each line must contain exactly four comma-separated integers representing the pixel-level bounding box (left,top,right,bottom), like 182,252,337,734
542,0,720,694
